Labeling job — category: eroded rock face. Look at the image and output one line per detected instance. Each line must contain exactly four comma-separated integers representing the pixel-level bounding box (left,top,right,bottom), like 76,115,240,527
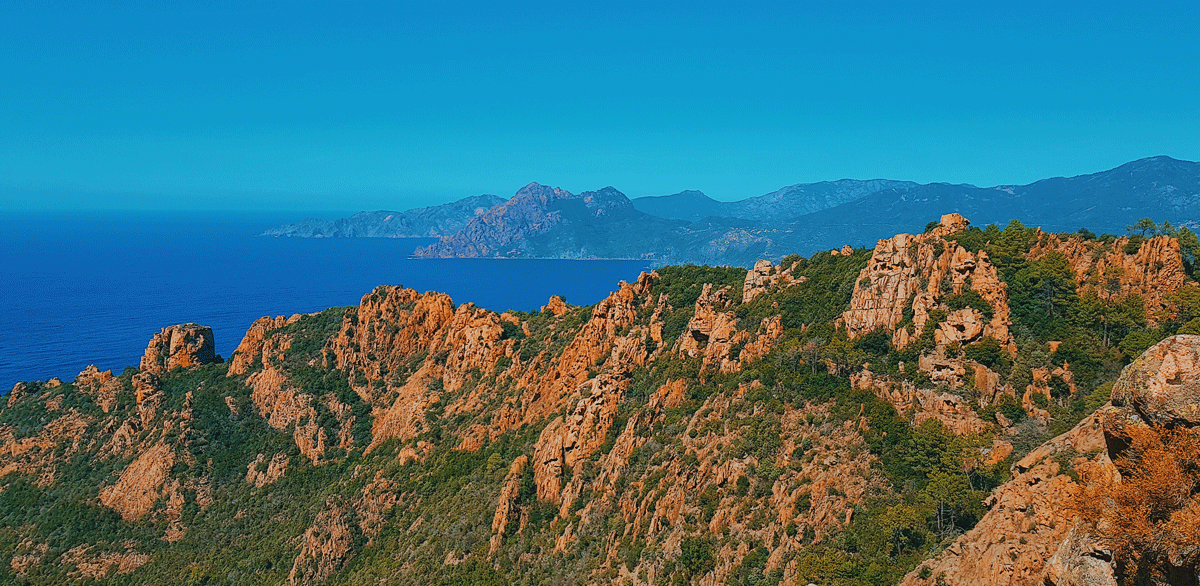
60,543,150,579
245,452,289,488
490,455,529,554
99,443,175,521
1028,233,1188,326
677,283,741,368
1043,527,1118,586
246,367,328,463
73,365,124,413
930,213,970,237
532,374,626,504
140,324,220,375
742,258,807,304
288,497,355,586
354,471,398,547
842,215,1015,357
1110,334,1200,427
541,295,570,317
228,314,302,376
905,336,1200,586
851,371,990,435
899,412,1114,586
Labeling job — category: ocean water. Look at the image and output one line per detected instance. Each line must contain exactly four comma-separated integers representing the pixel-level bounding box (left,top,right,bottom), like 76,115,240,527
0,211,651,388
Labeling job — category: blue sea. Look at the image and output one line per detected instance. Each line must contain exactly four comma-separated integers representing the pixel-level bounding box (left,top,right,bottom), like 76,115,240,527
0,211,651,388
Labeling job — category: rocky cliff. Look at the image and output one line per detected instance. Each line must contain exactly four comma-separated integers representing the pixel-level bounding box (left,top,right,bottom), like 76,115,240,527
2,216,1198,585
1027,231,1190,326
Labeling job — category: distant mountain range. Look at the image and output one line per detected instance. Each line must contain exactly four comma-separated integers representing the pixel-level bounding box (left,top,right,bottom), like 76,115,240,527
264,156,1200,267
262,194,505,238
630,179,917,223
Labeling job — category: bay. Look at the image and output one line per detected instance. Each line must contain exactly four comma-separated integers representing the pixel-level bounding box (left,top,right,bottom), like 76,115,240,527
0,211,651,387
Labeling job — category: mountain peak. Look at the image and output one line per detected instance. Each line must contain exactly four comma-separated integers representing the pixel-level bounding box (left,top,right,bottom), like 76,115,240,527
514,182,572,201
1114,155,1196,172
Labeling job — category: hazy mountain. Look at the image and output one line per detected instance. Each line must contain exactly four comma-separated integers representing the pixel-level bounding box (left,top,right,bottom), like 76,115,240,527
774,156,1200,253
631,179,916,223
262,193,506,238
413,183,689,260
724,178,919,222
276,157,1200,267
631,190,726,222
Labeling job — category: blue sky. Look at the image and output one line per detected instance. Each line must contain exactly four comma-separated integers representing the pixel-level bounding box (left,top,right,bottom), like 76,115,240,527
2,0,1198,213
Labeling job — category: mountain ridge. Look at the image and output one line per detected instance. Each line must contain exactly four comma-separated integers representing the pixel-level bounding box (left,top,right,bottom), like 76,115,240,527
264,156,1200,267
262,193,506,238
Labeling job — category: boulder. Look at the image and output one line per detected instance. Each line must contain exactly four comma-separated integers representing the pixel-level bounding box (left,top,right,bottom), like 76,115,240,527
1111,334,1200,427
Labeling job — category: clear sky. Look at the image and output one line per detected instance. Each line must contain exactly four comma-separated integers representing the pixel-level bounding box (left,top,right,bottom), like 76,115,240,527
2,0,1198,213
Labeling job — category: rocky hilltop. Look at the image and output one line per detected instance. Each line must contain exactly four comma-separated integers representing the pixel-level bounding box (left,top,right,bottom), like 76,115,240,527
3,214,1200,585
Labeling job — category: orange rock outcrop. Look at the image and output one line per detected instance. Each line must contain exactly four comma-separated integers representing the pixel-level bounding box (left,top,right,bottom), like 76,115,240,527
288,497,355,585
73,365,124,413
139,323,221,374
842,214,1015,355
1028,233,1188,326
903,334,1200,586
228,314,302,375
99,443,175,521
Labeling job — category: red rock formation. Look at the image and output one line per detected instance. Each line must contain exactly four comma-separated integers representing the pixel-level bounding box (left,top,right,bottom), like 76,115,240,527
842,215,1015,356
677,283,747,372
853,370,991,434
246,366,328,462
9,540,48,577
1110,334,1200,426
139,323,220,374
73,365,124,413
898,411,1113,586
743,259,802,303
904,335,1200,586
490,455,528,554
1028,233,1188,326
228,314,301,375
245,452,289,488
541,295,570,317
355,471,398,546
288,497,355,585
0,410,91,484
532,374,626,504
99,443,175,521
512,274,655,426
60,543,150,579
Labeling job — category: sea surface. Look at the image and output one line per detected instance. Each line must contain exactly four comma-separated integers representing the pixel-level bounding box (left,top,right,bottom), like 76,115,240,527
0,211,651,388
